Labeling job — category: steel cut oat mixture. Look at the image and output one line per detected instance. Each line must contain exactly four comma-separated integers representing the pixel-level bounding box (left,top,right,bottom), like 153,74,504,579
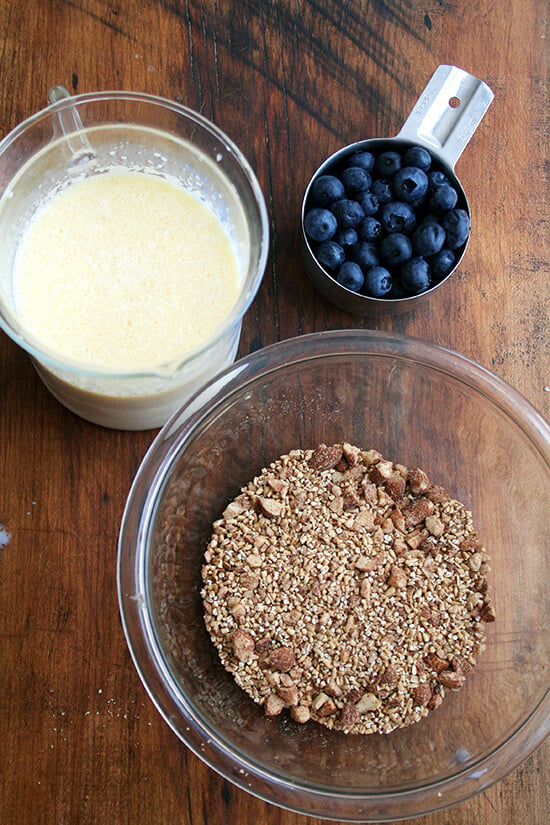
201,444,495,735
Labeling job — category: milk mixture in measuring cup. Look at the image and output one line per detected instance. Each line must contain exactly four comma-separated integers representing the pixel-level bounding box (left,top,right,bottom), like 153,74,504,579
14,170,241,371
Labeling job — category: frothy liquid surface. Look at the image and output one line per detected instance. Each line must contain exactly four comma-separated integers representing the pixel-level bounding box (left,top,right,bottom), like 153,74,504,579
14,171,240,370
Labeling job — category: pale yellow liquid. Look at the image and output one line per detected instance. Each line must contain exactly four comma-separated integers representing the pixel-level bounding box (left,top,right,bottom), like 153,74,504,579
14,170,240,371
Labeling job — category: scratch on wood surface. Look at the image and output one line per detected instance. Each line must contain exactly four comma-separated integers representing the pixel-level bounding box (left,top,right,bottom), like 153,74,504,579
198,2,215,113
63,0,136,40
183,0,197,83
211,0,221,102
272,2,293,167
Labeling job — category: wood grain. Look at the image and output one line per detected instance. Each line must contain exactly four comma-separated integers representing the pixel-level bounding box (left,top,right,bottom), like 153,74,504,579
0,1,548,823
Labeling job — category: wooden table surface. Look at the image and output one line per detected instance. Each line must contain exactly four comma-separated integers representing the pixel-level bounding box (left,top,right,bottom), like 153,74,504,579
0,2,548,823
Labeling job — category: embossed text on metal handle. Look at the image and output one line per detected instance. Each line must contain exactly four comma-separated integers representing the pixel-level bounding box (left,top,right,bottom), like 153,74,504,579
397,65,494,169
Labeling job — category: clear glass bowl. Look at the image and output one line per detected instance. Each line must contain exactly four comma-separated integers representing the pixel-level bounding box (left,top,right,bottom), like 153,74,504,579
117,330,550,821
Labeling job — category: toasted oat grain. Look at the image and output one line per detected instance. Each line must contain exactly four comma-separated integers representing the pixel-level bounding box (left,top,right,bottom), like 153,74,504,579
200,445,495,735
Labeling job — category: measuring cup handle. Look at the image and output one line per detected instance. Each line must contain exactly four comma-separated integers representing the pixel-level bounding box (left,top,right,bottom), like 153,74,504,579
47,85,95,166
396,65,494,169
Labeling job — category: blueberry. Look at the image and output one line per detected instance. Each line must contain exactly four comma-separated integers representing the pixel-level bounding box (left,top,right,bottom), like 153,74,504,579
430,248,456,279
371,178,393,205
380,232,412,266
392,166,429,202
341,166,371,194
304,207,337,242
335,261,364,292
429,183,458,213
334,227,358,248
331,198,365,228
374,151,402,177
357,191,379,216
403,146,432,171
428,169,450,192
310,174,345,206
359,216,382,241
401,257,431,294
380,201,416,234
350,241,379,269
379,233,412,265
412,221,446,256
315,240,345,271
441,208,470,249
364,265,392,298
351,150,375,172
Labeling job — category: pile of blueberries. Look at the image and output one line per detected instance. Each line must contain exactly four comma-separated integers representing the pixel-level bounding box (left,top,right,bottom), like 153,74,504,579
303,143,470,299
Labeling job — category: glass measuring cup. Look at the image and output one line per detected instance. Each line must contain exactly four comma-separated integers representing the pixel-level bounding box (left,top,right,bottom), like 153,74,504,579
0,90,269,429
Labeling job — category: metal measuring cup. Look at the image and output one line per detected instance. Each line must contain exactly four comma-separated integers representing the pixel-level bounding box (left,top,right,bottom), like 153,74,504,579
301,65,494,316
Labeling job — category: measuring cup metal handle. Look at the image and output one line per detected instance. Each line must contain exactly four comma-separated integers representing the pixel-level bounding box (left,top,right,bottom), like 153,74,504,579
397,65,494,169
